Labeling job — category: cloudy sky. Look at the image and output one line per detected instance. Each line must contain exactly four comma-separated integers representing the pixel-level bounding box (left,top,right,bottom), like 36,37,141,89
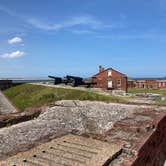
0,0,166,77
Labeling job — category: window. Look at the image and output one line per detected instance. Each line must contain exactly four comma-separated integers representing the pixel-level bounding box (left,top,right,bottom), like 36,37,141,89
108,80,113,88
159,83,161,88
117,79,121,86
108,70,112,76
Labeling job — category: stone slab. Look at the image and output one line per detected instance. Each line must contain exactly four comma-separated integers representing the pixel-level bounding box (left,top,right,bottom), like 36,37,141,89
0,91,16,114
0,134,122,166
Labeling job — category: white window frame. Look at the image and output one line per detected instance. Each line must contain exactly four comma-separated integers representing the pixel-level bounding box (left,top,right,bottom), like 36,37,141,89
108,70,112,76
108,80,113,88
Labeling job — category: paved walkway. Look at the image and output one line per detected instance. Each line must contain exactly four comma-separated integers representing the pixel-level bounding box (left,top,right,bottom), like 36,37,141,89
0,91,17,114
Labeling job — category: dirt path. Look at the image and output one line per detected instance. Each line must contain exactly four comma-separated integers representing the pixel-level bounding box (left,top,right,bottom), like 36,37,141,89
0,91,17,114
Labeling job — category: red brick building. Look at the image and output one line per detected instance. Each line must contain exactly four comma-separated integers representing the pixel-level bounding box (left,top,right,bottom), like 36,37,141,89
135,79,166,89
92,66,128,92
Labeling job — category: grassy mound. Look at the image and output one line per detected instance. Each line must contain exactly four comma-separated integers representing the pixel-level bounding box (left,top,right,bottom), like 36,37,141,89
3,84,126,111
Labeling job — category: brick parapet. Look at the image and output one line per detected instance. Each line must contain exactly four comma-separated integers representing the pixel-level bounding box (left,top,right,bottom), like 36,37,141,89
104,109,166,166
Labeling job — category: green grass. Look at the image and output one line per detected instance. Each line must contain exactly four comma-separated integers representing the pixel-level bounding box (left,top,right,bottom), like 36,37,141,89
128,88,166,105
3,84,127,111
128,88,166,96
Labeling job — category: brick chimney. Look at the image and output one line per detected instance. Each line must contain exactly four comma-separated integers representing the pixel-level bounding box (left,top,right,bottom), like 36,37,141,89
99,66,104,73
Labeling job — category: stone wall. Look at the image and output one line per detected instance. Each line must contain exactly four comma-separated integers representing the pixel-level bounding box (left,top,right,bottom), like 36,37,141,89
0,100,165,165
0,100,143,160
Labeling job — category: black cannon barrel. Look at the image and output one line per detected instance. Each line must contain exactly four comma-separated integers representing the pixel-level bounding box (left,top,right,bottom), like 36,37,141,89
48,76,61,79
48,76,62,84
65,75,83,80
48,75,95,88
64,75,83,87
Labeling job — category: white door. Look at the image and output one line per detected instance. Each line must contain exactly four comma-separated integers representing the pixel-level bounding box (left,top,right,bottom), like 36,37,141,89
108,80,112,88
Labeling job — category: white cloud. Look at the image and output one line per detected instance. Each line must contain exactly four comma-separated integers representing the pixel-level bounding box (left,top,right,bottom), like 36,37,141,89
0,51,25,58
27,15,107,31
8,37,23,44
96,33,156,40
0,5,113,32
65,15,102,29
27,18,62,31
0,5,16,17
70,29,94,35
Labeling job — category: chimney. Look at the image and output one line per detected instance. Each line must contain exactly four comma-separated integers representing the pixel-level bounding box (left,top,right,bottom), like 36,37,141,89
99,66,104,73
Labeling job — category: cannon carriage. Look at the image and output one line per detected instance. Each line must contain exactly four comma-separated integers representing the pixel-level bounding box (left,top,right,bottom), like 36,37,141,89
48,75,95,88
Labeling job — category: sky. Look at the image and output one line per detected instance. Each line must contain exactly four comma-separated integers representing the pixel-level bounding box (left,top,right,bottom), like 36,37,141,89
0,0,166,78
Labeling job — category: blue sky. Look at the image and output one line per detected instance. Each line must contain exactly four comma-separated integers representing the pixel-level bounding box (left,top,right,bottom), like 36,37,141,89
0,0,166,78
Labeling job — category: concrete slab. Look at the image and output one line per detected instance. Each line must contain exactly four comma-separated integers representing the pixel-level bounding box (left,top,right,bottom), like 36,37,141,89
0,91,17,114
0,134,122,166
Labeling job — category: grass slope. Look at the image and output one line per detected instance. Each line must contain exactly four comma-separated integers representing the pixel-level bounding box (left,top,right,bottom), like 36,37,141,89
3,84,126,111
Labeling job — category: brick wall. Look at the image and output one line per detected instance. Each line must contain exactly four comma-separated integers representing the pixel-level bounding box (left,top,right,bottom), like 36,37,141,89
92,68,127,92
135,80,166,89
103,109,166,166
131,113,166,166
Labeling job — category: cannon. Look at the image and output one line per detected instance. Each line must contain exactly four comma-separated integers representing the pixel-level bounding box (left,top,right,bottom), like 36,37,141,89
64,76,96,87
48,76,62,85
83,78,96,88
48,75,96,88
64,75,84,87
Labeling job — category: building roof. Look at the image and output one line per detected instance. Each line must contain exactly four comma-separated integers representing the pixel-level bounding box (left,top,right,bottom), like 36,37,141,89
93,68,127,77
